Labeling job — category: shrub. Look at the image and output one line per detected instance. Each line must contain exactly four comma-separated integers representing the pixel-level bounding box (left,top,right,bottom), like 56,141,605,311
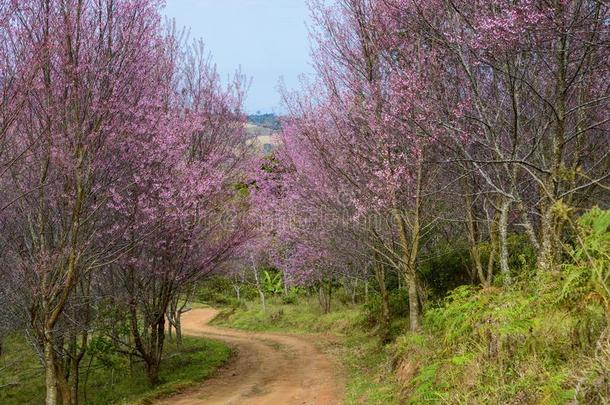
560,207,610,314
362,292,383,326
420,243,472,297
281,292,298,305
389,288,410,317
196,276,256,306
362,288,411,329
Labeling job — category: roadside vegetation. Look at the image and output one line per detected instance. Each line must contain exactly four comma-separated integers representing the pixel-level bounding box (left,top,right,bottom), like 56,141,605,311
223,0,609,403
0,334,230,405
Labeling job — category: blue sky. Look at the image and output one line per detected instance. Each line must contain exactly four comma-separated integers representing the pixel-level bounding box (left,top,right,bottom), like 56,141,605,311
163,0,312,114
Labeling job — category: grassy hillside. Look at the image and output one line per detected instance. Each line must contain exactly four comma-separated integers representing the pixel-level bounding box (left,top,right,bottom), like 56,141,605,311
395,282,608,403
245,123,275,137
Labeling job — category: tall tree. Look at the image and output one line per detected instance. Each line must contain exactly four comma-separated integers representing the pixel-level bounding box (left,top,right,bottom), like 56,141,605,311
1,1,166,402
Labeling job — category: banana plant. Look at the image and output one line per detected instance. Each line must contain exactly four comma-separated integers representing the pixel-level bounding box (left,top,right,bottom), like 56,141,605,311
262,270,284,295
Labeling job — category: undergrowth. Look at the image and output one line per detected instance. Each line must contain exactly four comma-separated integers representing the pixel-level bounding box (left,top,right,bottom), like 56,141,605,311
394,208,609,404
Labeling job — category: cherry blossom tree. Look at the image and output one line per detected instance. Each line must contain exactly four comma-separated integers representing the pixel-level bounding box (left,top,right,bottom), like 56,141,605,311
104,31,251,384
262,0,608,332
0,1,168,402
380,0,610,274
268,0,440,330
0,0,40,209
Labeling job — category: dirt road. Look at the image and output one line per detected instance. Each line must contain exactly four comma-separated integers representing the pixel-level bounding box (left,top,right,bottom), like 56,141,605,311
156,308,344,405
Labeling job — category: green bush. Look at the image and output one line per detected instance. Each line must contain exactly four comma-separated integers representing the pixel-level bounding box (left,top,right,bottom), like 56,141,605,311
281,290,299,304
397,236,609,403
262,270,284,295
362,292,383,326
196,276,256,307
335,288,354,306
362,288,411,328
560,207,610,313
507,233,537,272
390,209,610,403
420,242,473,297
389,288,410,317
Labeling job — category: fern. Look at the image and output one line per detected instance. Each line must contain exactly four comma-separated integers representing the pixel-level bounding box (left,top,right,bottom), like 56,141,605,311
561,207,610,313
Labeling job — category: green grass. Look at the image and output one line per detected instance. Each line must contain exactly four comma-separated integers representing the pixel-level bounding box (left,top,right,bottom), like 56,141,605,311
213,296,401,404
214,296,360,334
341,333,400,405
387,210,610,404
0,333,231,405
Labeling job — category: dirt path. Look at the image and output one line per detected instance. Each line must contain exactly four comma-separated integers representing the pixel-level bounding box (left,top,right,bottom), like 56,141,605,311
156,308,344,405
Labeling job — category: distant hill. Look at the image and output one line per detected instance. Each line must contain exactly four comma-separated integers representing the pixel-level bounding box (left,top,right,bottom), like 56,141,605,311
245,123,274,138
247,113,281,131
245,114,281,154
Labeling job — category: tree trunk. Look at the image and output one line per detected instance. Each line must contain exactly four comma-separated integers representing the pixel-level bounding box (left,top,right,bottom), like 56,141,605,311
406,274,420,331
146,362,160,386
374,263,390,328
69,367,78,405
56,371,70,405
393,209,421,331
67,332,84,405
517,200,540,251
253,268,266,313
318,281,332,314
283,272,289,297
175,315,182,348
44,334,59,405
318,284,325,312
394,153,424,331
327,282,332,313
82,354,94,404
145,316,165,386
259,289,266,313
537,4,567,273
128,300,167,387
167,293,190,349
499,198,512,284
343,277,357,306
537,207,555,272
465,191,489,287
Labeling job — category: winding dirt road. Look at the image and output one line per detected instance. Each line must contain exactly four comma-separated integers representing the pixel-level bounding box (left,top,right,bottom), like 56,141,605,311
156,308,344,405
